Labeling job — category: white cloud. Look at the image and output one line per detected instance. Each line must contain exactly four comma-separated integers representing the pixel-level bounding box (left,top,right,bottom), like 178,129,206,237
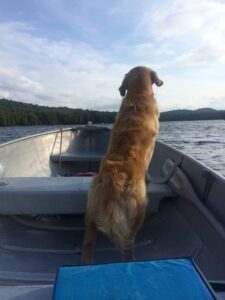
0,21,131,109
139,0,225,39
0,66,44,100
136,0,225,67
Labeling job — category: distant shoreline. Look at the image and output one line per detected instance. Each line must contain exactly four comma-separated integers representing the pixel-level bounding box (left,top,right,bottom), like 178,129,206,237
160,108,225,122
1,98,224,126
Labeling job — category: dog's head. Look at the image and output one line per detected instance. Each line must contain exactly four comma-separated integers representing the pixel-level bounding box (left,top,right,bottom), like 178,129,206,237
119,66,163,97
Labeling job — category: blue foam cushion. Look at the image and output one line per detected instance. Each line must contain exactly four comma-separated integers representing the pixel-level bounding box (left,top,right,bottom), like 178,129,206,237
53,258,215,300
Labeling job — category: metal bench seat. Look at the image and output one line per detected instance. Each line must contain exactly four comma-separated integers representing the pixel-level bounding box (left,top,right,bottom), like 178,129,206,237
0,177,176,215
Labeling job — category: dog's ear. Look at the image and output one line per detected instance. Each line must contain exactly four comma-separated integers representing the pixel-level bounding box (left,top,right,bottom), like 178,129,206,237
119,84,126,97
119,75,128,97
150,71,163,87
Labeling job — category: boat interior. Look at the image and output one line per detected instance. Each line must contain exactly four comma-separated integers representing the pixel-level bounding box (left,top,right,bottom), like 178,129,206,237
0,126,225,299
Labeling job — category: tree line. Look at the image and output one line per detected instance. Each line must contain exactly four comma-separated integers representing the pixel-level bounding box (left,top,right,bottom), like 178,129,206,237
1,99,224,126
160,108,225,122
0,99,116,126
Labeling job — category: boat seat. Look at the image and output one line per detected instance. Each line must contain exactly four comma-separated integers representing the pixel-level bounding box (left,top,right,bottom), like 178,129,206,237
51,152,104,162
0,177,176,215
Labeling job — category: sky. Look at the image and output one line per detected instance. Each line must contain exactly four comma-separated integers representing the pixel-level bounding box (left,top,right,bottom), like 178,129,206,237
0,0,225,112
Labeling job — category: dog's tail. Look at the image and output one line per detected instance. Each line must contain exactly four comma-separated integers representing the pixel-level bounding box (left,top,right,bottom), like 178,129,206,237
97,170,133,249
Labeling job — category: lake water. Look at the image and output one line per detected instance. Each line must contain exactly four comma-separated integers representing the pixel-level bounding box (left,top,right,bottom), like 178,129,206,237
0,120,225,177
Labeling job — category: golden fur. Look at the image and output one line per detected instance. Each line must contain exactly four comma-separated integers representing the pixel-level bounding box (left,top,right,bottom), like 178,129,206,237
82,66,163,264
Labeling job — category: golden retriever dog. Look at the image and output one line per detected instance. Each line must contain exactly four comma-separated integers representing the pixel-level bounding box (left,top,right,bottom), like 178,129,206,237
82,66,163,264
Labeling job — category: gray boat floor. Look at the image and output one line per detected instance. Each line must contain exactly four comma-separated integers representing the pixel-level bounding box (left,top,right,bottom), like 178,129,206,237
0,196,224,288
0,196,225,299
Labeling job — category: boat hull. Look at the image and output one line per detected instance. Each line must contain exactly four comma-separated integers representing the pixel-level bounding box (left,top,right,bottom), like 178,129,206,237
0,126,224,299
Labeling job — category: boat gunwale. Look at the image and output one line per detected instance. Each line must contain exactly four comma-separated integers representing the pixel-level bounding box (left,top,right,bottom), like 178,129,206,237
0,127,78,149
0,125,112,149
156,140,225,181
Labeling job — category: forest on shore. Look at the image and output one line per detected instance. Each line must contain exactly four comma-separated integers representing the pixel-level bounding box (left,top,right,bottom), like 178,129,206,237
0,98,225,126
0,99,116,126
160,108,225,121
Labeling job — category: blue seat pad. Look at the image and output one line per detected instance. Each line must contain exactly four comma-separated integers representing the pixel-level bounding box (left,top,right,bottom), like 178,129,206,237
53,258,215,300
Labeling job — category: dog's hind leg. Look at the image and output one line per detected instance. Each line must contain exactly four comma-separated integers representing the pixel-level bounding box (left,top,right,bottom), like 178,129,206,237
122,203,147,261
122,239,135,261
81,220,98,265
